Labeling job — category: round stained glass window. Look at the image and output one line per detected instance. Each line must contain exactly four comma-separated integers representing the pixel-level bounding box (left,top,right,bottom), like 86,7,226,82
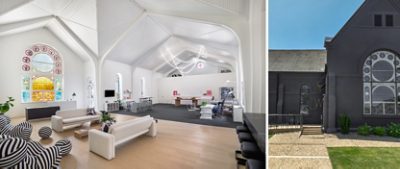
372,85,395,102
372,60,394,82
31,54,54,73
366,60,372,66
364,76,371,82
364,67,370,73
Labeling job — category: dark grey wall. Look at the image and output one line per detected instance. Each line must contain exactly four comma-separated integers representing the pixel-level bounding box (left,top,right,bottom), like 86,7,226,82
269,72,324,124
269,72,278,115
326,0,400,129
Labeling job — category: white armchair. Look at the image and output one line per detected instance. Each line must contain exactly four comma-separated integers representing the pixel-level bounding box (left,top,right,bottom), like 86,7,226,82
89,116,156,160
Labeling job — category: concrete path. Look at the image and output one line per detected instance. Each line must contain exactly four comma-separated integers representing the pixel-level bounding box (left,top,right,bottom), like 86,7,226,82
269,132,332,169
269,131,400,169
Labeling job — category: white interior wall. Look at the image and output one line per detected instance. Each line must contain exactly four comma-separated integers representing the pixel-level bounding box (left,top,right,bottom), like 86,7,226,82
84,60,97,109
157,73,236,104
132,67,162,103
0,28,87,117
101,59,132,108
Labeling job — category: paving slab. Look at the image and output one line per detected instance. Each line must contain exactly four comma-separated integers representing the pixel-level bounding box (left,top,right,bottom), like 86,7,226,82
269,158,332,169
269,131,400,169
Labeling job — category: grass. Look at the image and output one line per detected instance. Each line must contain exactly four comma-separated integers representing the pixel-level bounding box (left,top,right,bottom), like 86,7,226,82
268,131,274,139
328,147,400,169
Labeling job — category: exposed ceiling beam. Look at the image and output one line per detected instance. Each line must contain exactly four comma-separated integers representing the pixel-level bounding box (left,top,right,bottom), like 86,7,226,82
174,35,237,54
100,11,147,61
53,16,98,62
0,15,53,36
194,0,242,15
131,35,172,67
147,15,171,35
0,0,33,16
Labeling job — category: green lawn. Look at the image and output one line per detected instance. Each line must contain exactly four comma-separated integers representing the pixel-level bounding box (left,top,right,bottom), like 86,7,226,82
328,147,400,169
268,132,274,139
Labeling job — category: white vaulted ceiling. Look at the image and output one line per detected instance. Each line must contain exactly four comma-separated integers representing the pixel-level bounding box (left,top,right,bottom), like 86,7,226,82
0,0,248,74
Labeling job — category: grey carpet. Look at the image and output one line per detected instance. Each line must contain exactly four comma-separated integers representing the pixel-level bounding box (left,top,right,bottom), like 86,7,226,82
111,104,241,128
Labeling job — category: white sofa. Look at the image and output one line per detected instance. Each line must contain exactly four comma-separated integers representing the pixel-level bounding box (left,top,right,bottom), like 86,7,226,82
88,115,156,160
51,109,100,132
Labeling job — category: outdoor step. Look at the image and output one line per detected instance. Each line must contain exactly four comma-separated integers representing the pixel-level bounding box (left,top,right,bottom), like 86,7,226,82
302,131,322,133
301,126,323,135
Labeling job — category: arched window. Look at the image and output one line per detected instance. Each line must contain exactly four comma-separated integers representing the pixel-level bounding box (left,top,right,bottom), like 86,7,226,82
115,73,123,100
21,44,63,102
363,50,399,115
300,85,311,115
141,77,145,97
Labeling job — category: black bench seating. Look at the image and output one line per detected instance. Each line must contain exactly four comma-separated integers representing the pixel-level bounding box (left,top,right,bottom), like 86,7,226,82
246,159,265,169
241,141,264,160
236,125,250,134
238,132,254,142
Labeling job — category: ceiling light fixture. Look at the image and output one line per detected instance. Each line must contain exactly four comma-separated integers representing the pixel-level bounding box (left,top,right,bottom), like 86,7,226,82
161,46,208,75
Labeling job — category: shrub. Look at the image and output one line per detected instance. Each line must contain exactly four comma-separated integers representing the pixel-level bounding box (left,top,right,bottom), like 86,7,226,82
357,124,372,136
372,127,386,136
387,123,400,138
338,114,351,134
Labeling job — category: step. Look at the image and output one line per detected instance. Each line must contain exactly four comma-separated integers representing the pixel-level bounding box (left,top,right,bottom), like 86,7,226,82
302,126,323,135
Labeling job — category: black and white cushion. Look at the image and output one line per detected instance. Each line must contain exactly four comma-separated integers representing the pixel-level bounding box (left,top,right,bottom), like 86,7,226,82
55,139,72,156
0,123,13,135
38,126,52,139
0,116,10,129
87,108,96,115
101,121,113,133
0,137,28,168
0,121,33,140
10,125,32,141
27,141,46,156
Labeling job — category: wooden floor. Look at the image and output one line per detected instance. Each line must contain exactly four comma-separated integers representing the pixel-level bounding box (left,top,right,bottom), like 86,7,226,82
11,114,241,169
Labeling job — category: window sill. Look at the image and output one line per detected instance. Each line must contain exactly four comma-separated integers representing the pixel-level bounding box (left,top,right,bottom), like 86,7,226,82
363,114,400,118
21,100,76,104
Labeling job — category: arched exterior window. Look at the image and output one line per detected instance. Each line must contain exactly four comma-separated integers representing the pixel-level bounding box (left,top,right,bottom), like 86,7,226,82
21,44,63,103
363,50,399,115
300,85,311,115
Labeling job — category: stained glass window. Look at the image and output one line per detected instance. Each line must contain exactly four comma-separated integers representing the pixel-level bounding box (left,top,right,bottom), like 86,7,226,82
363,50,399,115
21,44,63,103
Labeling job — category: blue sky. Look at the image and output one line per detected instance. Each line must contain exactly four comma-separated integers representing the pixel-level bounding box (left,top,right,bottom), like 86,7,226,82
269,0,364,49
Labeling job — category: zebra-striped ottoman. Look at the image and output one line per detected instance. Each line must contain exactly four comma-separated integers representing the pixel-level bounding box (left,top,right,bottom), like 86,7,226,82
38,126,52,139
55,139,72,156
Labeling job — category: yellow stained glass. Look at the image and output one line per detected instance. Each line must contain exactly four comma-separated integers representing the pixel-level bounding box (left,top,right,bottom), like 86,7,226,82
32,77,54,90
32,91,54,102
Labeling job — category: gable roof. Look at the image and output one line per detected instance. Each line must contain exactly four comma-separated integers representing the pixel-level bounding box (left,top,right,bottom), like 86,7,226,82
269,50,326,72
326,0,400,47
0,0,245,74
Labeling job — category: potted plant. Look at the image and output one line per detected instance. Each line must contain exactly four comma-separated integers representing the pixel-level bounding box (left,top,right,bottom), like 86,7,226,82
100,111,116,123
0,97,15,116
100,111,116,132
